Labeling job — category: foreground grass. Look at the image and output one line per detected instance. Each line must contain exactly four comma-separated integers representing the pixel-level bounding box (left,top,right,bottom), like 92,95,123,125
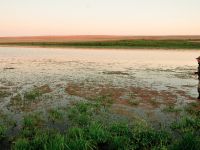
1,40,200,49
0,98,200,150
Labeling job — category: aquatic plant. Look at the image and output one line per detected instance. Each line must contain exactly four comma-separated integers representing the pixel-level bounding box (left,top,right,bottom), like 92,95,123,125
128,93,140,106
93,95,114,108
0,125,7,140
66,127,95,150
88,122,110,144
24,88,42,101
33,131,65,150
48,109,64,123
13,138,30,150
170,115,200,150
171,132,200,150
149,99,160,106
68,102,94,127
171,117,200,133
0,90,10,98
23,113,44,129
66,137,95,150
128,99,140,106
185,102,200,116
0,99,198,150
162,105,182,113
10,94,24,111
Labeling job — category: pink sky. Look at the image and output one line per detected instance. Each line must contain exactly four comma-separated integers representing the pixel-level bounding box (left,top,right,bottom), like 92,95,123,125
0,0,200,36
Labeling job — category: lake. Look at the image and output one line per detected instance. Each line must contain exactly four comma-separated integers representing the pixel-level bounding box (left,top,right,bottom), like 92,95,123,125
0,47,199,123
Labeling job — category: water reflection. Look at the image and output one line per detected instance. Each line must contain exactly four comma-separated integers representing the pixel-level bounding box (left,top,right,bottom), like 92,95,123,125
0,47,199,97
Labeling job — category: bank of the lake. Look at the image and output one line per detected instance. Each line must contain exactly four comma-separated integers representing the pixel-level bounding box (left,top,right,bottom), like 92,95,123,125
1,40,200,49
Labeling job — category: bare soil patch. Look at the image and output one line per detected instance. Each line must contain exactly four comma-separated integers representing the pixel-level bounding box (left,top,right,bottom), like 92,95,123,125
65,83,195,110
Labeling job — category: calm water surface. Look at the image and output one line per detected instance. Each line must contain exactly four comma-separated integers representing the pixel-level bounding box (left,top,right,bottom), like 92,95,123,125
0,47,199,92
0,46,199,123
0,47,198,66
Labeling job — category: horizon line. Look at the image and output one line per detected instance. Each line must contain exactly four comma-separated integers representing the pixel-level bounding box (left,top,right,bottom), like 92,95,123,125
1,35,200,38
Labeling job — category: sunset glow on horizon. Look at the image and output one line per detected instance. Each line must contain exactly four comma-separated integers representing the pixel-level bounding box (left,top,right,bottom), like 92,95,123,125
0,0,200,36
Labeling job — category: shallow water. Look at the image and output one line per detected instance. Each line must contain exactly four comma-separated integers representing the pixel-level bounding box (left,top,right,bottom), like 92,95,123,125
0,47,198,87
0,47,199,123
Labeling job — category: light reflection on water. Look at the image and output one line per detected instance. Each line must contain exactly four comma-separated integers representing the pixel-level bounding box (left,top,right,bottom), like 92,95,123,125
0,47,199,96
0,47,198,66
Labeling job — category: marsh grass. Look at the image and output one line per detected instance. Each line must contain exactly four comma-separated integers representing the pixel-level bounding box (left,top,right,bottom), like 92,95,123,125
89,95,114,108
23,113,44,129
24,89,42,101
0,111,16,138
128,99,140,106
48,109,65,123
1,97,200,150
171,117,200,133
162,105,182,113
171,132,200,150
67,102,99,127
0,125,7,140
185,102,200,116
0,90,10,98
10,94,24,111
170,116,200,150
149,99,160,106
128,93,140,106
10,88,44,111
13,138,30,150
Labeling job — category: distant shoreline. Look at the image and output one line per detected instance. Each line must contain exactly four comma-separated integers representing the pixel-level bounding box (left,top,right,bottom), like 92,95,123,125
0,36,200,49
1,40,200,49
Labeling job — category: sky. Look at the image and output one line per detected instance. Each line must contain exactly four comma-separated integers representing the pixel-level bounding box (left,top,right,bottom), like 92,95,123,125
0,0,200,36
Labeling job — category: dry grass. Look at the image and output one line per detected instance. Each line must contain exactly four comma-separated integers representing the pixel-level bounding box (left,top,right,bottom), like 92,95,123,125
1,35,200,43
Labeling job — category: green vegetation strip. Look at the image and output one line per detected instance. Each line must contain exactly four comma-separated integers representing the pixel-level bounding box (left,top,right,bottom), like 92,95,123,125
1,40,200,49
0,97,200,150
